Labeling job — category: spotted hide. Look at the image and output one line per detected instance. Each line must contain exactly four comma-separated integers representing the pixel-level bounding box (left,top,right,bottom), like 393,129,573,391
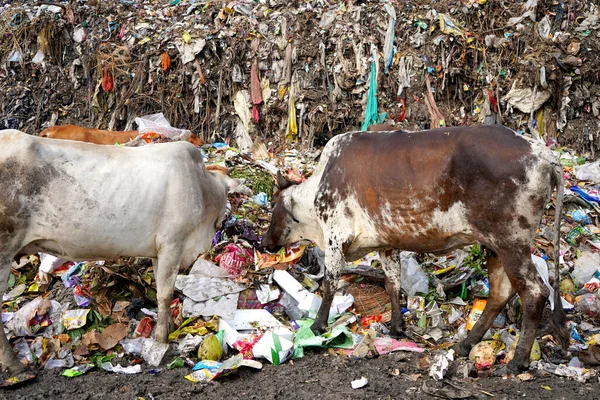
0,130,236,374
262,125,568,374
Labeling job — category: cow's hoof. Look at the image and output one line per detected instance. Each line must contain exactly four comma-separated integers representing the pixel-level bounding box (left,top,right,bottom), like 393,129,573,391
1,370,36,388
451,342,470,358
310,322,326,336
389,328,406,340
6,363,29,376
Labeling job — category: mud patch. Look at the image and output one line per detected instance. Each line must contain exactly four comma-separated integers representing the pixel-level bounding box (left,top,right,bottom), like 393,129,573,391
2,351,596,400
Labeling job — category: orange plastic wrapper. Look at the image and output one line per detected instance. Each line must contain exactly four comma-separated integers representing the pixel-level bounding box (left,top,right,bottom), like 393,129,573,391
361,315,383,328
135,316,155,338
161,52,171,71
254,243,306,270
102,67,114,92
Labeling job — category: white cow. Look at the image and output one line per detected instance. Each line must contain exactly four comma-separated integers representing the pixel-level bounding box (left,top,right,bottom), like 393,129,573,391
0,130,236,373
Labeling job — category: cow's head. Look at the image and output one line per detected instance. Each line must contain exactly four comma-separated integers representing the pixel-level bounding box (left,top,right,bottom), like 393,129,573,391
261,171,302,252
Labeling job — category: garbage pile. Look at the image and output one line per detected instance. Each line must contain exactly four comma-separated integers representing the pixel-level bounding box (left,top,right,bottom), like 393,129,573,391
4,120,600,387
1,0,600,152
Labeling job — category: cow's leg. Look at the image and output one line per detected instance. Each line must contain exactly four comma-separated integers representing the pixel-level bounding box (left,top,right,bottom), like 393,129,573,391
380,249,404,337
153,252,181,343
311,245,345,334
495,247,549,375
0,256,27,373
454,252,515,356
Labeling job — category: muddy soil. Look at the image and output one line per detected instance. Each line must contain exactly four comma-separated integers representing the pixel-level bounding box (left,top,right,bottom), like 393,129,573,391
2,350,598,400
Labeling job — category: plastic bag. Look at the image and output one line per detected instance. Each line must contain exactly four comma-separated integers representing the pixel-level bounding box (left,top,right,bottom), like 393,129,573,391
141,338,170,367
7,297,62,337
175,334,203,355
576,161,600,183
13,338,33,364
400,252,429,296
120,337,145,355
573,252,600,285
135,113,192,140
576,293,600,319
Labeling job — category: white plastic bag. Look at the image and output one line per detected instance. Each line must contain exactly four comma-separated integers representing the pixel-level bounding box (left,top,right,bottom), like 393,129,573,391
141,338,170,367
575,161,600,183
7,297,63,337
135,113,192,140
573,251,600,285
400,252,429,296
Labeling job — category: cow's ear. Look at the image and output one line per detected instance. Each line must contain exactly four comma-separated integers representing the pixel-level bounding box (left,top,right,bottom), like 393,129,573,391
276,171,298,190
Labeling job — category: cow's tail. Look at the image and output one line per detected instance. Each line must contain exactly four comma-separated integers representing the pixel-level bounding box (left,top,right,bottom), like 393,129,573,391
550,161,569,349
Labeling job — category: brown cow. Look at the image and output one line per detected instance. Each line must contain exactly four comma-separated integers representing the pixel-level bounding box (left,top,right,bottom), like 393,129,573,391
39,125,139,145
261,125,569,375
39,124,205,147
366,123,396,131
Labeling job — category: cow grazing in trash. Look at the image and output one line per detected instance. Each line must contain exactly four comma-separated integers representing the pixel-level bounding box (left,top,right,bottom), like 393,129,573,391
262,125,569,374
0,130,237,374
39,124,205,147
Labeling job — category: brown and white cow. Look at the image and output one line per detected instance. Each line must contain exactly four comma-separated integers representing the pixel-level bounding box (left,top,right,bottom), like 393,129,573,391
262,125,569,374
0,130,236,374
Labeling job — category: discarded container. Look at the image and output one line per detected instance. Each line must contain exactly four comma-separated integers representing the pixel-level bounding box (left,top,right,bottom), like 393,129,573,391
466,299,487,330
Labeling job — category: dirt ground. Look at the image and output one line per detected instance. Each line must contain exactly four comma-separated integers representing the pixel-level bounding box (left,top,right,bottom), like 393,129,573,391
1,350,598,400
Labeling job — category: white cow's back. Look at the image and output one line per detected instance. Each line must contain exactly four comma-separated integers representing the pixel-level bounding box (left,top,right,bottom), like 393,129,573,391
0,130,224,264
